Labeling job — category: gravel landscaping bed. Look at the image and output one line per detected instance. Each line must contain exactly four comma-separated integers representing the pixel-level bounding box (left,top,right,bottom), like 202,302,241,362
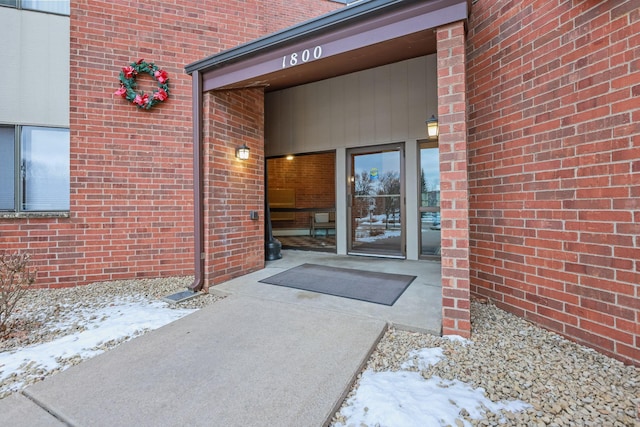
2,279,638,426
332,301,639,427
0,276,222,399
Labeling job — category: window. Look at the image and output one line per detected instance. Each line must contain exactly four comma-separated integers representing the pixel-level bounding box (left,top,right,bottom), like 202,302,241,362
419,140,440,259
0,127,15,210
0,0,69,15
0,126,70,212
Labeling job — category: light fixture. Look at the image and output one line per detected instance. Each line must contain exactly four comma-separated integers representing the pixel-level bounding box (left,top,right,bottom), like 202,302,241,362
426,115,439,140
235,144,250,160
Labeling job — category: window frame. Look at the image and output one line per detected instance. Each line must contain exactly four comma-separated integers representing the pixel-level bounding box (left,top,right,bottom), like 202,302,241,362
0,0,70,16
418,139,441,260
0,124,70,216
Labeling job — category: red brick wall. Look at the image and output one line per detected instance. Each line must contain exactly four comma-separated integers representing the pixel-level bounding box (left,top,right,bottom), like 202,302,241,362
467,0,640,365
0,0,341,288
203,89,265,284
268,153,336,229
261,0,340,34
438,22,471,338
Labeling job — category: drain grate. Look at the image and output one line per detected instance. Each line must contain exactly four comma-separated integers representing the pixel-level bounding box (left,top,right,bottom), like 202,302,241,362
162,290,201,304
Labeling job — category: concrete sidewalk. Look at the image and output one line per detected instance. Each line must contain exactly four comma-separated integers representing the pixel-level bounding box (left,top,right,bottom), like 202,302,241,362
215,250,442,335
2,295,386,426
1,251,441,426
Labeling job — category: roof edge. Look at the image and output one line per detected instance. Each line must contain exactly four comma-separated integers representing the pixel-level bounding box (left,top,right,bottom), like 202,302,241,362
185,0,452,75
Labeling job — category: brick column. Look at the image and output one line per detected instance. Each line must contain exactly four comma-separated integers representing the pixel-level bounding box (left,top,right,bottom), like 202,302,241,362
437,22,471,337
202,88,266,286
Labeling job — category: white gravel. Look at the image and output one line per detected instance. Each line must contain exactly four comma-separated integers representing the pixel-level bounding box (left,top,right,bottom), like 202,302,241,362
0,276,221,399
332,300,639,426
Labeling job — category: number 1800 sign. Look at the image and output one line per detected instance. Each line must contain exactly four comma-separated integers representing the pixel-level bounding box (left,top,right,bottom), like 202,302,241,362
282,46,323,69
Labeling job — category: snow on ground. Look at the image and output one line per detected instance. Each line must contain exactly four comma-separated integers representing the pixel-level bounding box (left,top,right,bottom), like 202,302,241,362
0,297,196,397
335,339,530,427
336,371,530,427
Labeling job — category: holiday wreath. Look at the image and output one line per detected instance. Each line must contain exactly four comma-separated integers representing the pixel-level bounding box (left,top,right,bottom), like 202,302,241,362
115,59,170,110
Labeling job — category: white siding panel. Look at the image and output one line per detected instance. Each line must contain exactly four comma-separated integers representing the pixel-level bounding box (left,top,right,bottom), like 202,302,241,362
265,91,282,151
292,85,307,151
425,54,438,115
357,68,375,145
281,90,295,154
308,81,331,149
0,8,21,125
407,56,429,140
0,8,69,127
373,65,391,144
265,54,437,157
390,61,409,142
342,72,360,148
329,76,346,147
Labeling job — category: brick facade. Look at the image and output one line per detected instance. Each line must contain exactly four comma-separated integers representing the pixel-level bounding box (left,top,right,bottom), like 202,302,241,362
203,88,266,285
467,0,639,365
0,0,340,288
438,22,471,338
1,0,637,366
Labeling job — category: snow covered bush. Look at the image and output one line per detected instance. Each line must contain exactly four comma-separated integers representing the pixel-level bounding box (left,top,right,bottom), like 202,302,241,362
0,252,36,334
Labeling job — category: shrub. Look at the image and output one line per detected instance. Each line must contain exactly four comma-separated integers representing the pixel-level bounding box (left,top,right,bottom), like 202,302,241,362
0,252,37,335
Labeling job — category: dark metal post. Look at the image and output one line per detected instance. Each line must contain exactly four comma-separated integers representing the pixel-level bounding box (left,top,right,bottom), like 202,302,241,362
264,160,282,261
188,69,205,291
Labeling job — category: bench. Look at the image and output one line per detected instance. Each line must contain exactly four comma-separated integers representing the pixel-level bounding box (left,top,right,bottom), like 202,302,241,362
310,212,335,237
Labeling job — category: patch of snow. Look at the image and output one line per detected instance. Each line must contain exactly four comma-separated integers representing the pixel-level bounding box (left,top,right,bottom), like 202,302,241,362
335,345,531,427
0,297,195,396
336,370,530,427
401,347,444,370
444,334,473,345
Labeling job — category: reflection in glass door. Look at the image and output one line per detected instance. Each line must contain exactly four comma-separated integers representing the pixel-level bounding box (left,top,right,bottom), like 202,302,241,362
419,141,441,259
348,144,404,258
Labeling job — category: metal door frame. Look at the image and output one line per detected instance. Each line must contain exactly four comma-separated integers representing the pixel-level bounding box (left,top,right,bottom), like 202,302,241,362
346,143,406,258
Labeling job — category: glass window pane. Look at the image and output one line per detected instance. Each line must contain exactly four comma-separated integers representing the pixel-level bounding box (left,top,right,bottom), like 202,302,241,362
0,0,19,8
419,142,440,258
0,127,15,210
21,0,69,15
20,127,69,211
420,144,440,207
350,148,403,257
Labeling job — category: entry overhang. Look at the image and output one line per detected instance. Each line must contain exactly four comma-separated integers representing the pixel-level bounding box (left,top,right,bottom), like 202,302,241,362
185,0,469,92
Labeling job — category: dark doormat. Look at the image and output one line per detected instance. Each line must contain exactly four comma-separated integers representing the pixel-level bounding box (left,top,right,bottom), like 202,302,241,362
259,263,416,306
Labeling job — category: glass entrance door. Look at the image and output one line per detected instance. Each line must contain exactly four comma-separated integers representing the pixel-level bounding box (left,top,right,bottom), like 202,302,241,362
347,144,404,258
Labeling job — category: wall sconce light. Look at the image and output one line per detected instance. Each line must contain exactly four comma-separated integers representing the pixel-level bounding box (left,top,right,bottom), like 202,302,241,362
236,144,250,160
285,154,294,161
426,115,439,140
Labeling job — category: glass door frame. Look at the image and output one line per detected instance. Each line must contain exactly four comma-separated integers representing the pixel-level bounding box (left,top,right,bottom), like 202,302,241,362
346,143,406,258
418,139,441,260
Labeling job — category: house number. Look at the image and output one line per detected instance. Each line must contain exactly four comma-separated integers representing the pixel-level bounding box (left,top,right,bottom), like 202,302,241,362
282,46,323,68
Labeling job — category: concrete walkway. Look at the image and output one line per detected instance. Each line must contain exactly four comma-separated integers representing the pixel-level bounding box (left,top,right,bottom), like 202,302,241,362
214,250,442,335
1,251,441,426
